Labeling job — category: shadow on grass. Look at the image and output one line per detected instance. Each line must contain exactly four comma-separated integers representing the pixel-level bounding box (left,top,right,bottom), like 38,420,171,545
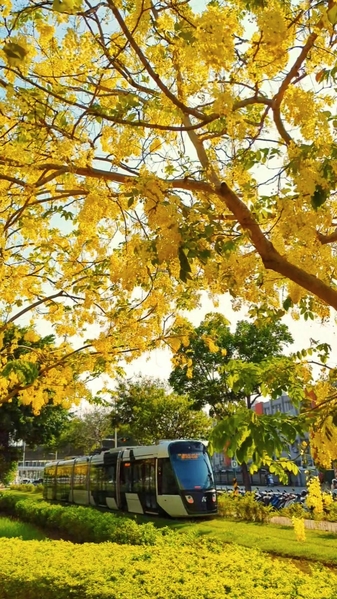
0,516,46,541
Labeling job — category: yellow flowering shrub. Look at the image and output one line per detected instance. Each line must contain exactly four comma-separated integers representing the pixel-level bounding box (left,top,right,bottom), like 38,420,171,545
292,517,306,542
306,477,324,517
323,493,333,509
1,537,337,599
217,492,272,523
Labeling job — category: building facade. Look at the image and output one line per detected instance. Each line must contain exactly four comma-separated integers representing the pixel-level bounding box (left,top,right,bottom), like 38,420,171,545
254,393,314,468
211,393,317,487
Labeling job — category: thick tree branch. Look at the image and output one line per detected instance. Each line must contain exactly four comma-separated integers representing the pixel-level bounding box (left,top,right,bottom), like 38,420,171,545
273,32,318,108
2,152,337,311
317,230,337,245
218,182,337,310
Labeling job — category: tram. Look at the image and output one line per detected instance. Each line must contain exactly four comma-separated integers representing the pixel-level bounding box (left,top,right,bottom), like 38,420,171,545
43,439,217,518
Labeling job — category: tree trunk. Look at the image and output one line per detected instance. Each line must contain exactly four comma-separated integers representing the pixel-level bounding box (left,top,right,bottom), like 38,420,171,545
241,461,252,492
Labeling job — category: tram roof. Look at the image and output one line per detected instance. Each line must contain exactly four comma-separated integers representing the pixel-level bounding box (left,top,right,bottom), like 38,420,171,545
44,439,207,467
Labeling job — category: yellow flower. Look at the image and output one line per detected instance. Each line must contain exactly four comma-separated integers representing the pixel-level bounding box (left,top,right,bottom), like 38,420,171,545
292,517,306,542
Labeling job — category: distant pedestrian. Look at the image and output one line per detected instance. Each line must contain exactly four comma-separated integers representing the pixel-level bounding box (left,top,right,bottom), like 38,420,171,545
266,473,274,486
331,478,337,497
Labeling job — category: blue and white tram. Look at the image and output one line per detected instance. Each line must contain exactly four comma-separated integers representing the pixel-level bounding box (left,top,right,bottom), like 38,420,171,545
43,440,217,518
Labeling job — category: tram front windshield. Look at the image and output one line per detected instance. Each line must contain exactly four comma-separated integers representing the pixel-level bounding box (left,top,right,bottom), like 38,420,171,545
168,441,214,491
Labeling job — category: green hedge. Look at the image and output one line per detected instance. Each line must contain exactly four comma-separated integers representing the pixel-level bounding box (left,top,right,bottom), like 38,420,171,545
10,483,43,493
217,492,272,522
0,492,176,545
0,537,336,599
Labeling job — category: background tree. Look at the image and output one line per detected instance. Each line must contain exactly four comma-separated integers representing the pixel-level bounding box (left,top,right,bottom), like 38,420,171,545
208,373,308,489
170,313,312,489
55,407,114,456
169,314,294,416
0,399,70,451
0,400,70,484
111,376,211,445
0,325,80,482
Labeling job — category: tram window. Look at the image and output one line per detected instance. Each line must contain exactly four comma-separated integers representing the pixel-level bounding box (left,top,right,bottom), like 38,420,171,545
132,461,145,493
44,465,56,486
130,460,155,491
157,458,179,495
90,465,100,493
120,462,132,492
73,462,88,490
168,442,214,490
144,460,155,493
90,464,116,500
106,465,116,486
145,459,156,509
101,464,116,494
55,464,72,501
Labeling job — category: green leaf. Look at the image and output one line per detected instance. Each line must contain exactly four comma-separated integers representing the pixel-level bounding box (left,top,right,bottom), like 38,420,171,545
328,3,337,25
178,246,192,283
2,360,39,385
311,185,328,210
3,43,28,67
52,0,82,13
282,296,293,311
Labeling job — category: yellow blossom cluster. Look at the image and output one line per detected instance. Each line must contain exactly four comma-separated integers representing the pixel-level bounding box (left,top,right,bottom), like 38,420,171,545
292,517,306,542
306,477,324,515
310,421,337,470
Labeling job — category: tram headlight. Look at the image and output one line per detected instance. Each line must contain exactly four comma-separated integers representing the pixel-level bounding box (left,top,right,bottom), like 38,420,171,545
185,495,194,504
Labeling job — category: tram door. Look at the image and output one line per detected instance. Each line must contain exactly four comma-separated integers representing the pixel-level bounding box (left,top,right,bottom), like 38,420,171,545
119,460,132,511
143,459,157,511
133,458,157,512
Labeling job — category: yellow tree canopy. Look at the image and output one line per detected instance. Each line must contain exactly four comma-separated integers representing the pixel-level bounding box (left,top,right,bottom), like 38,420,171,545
1,0,337,385
0,324,91,412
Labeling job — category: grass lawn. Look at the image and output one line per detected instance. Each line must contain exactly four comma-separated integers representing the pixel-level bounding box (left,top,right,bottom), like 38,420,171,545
0,516,46,541
134,514,337,566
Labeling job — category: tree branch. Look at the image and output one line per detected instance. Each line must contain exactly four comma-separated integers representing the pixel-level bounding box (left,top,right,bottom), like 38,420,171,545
271,31,318,144
317,230,337,245
218,182,337,310
1,292,65,330
107,0,207,122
